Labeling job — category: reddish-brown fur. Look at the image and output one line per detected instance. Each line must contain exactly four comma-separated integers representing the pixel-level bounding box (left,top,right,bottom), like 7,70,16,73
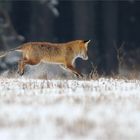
3,40,90,77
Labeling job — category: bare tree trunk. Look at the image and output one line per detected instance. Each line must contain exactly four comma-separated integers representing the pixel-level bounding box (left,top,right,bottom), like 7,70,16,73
72,1,95,39
101,1,118,74
0,1,24,50
29,1,55,41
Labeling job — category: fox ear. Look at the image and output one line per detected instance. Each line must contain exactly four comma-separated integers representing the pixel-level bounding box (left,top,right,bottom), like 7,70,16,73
83,40,91,44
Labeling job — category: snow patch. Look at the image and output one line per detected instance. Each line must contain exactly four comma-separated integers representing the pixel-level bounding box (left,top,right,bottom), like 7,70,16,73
0,78,140,140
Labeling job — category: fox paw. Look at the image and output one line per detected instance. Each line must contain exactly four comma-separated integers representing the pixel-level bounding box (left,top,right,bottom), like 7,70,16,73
74,73,83,79
17,70,24,76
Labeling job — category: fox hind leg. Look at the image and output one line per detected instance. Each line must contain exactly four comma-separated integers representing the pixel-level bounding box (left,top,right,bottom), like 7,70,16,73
17,59,30,76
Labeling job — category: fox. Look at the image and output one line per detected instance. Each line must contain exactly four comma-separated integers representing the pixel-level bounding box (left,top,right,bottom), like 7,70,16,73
0,40,90,78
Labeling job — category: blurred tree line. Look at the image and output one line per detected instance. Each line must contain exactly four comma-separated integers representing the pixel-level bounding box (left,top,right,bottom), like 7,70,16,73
0,0,140,76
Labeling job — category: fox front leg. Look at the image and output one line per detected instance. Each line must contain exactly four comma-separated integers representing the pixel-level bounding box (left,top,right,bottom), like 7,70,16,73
66,64,83,78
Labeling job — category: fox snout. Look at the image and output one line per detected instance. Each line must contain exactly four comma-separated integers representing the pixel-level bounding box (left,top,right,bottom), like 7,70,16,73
82,52,88,60
83,55,88,60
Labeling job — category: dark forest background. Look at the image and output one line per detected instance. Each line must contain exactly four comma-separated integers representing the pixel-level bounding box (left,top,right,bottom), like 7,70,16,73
0,0,140,78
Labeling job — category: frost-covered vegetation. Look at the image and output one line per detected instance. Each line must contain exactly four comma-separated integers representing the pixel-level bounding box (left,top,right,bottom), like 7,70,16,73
0,78,140,140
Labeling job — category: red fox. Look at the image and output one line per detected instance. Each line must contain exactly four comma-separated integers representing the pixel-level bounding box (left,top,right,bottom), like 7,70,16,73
0,40,90,77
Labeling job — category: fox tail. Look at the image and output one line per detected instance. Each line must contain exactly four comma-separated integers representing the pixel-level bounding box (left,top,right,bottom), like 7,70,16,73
0,46,23,58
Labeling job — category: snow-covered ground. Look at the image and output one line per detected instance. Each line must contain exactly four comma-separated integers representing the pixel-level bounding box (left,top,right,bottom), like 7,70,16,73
0,78,140,140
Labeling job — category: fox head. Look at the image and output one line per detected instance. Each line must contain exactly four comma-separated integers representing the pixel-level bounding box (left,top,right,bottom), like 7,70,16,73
79,40,90,60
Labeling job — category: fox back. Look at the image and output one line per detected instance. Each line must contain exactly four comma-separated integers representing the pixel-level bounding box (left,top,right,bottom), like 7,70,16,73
20,40,90,65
